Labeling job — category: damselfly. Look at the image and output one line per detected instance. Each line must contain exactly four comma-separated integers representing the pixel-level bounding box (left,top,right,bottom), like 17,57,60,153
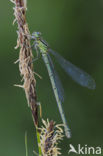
31,32,96,138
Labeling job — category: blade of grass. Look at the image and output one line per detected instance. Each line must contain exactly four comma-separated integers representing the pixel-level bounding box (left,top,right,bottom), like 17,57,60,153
36,128,42,156
25,131,28,156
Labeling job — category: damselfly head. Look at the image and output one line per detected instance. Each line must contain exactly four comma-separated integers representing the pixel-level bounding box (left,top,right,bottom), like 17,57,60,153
31,32,41,40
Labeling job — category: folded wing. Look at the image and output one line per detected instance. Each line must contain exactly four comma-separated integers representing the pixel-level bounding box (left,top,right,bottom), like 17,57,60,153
49,49,96,90
47,53,65,102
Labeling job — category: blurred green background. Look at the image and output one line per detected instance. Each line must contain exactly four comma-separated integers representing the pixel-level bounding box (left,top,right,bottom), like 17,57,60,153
0,0,103,155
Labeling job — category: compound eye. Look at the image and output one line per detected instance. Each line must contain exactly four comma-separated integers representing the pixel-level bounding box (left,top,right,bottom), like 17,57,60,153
32,32,41,38
37,32,41,35
32,36,35,40
32,32,35,36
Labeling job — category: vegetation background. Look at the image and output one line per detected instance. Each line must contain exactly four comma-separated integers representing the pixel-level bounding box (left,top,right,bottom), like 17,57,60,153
0,0,103,155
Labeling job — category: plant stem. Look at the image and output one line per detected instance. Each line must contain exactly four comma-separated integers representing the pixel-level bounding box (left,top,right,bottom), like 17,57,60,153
11,0,41,154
